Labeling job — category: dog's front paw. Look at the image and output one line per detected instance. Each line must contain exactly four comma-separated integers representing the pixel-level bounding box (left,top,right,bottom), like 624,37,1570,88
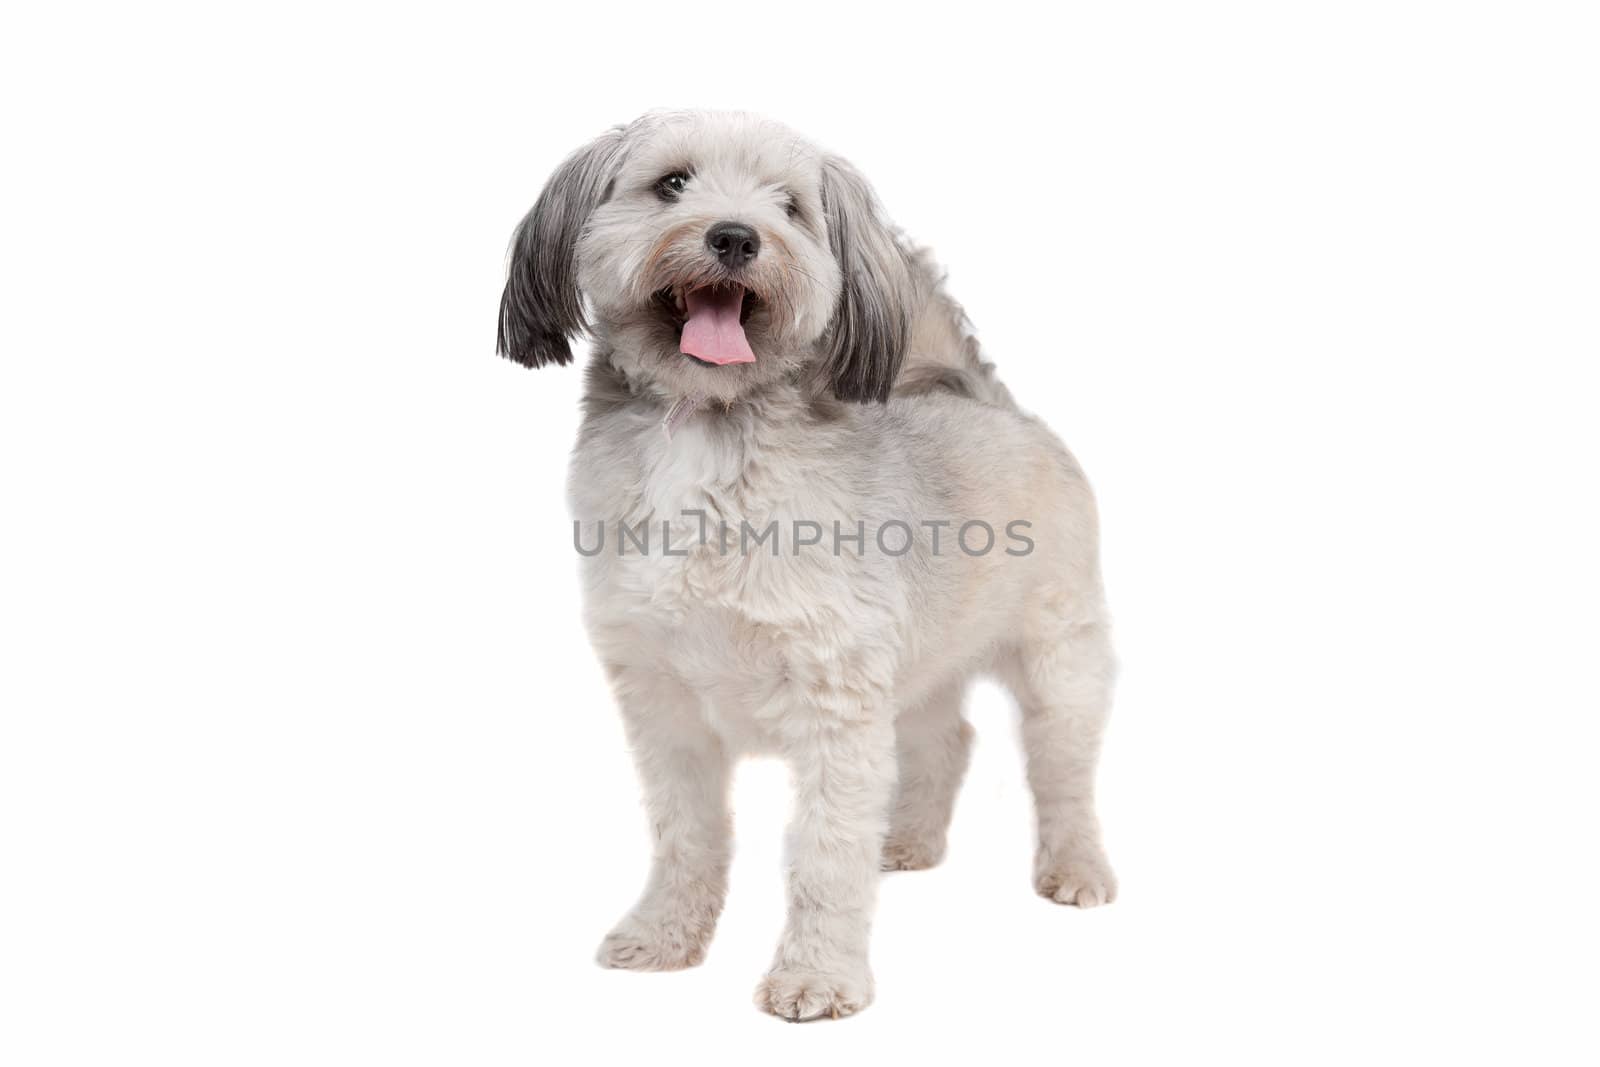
754,965,873,1021
595,913,713,971
1034,846,1118,908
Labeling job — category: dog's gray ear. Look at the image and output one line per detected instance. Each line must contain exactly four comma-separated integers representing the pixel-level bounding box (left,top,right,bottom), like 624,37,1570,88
497,129,628,368
819,156,914,402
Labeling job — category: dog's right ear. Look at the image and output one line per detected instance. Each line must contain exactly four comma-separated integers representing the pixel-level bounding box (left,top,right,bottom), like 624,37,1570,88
496,129,628,368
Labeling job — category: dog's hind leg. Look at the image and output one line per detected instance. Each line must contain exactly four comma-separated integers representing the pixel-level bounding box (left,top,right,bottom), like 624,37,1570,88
1001,613,1118,907
595,664,732,970
881,682,973,871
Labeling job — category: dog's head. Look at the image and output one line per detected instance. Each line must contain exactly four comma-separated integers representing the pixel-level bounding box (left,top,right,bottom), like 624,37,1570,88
497,111,912,404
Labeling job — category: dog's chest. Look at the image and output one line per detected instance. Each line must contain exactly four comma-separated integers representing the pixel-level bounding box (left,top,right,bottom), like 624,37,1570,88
573,415,814,653
573,418,831,741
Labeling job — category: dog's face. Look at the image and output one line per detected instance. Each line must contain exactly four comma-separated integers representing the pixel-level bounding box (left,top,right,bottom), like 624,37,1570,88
498,112,912,404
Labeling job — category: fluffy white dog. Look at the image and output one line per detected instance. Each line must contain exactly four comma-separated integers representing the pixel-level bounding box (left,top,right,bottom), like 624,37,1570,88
498,110,1117,1021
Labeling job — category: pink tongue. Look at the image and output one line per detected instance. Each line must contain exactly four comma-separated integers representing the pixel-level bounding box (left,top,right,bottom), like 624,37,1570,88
680,287,755,365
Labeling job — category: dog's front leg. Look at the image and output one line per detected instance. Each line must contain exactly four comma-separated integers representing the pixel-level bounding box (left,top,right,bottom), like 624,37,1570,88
596,664,732,971
755,704,896,1021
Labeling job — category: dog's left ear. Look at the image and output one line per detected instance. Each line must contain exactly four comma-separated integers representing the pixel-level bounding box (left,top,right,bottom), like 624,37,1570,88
818,156,915,403
497,128,629,368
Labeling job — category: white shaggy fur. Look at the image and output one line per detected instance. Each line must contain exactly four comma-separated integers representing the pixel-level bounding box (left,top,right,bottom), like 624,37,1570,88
498,111,1117,1021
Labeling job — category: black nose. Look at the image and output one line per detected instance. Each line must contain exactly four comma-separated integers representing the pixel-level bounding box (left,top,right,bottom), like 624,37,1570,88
706,222,759,267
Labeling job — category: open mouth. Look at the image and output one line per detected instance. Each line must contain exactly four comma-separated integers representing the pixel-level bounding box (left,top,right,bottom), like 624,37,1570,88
652,283,759,365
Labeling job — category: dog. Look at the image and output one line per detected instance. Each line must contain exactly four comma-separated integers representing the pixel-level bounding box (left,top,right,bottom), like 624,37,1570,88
497,111,1117,1021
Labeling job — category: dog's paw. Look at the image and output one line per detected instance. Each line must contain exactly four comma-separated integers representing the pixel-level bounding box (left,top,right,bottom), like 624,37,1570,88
880,833,947,871
595,914,712,971
1034,846,1118,908
754,965,873,1022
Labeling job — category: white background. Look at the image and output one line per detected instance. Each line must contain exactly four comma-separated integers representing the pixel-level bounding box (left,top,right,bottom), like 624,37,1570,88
3,2,1597,1063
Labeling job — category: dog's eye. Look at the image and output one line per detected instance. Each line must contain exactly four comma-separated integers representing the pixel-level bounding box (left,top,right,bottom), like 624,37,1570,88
783,192,800,219
655,171,691,200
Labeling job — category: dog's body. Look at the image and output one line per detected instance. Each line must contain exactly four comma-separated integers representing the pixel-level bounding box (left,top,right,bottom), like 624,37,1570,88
500,111,1116,1020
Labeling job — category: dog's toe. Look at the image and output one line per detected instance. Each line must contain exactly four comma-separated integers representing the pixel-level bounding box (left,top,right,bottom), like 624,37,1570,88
1034,848,1118,908
595,918,709,971
754,966,872,1022
880,834,946,871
